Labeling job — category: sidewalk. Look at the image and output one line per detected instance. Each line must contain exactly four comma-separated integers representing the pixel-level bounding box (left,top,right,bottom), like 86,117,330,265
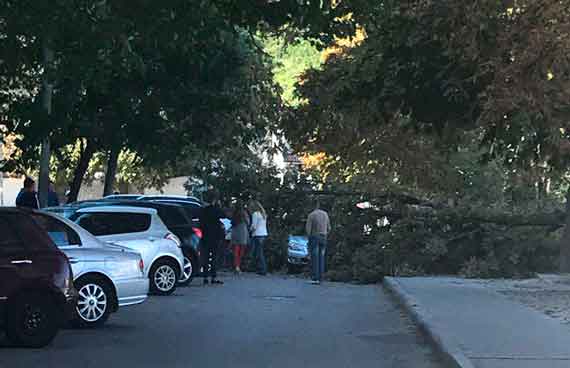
384,276,570,368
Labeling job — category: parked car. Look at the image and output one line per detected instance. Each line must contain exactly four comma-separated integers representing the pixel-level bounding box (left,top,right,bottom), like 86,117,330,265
287,235,310,274
66,200,202,285
103,200,203,285
0,208,77,348
30,211,148,328
68,206,184,295
46,199,203,285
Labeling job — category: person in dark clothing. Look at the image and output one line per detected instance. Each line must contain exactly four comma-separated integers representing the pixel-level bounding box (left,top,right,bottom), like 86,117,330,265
199,191,226,285
15,177,39,210
48,181,60,207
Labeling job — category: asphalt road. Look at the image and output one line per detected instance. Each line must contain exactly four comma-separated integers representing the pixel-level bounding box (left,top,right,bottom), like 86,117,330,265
1,273,442,368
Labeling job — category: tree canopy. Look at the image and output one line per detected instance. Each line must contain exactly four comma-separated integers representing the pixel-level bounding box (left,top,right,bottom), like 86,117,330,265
284,0,570,198
0,0,347,198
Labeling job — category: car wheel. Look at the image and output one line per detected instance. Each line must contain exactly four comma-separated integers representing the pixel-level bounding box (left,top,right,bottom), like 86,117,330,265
178,252,195,286
150,260,178,295
72,276,113,328
5,292,60,348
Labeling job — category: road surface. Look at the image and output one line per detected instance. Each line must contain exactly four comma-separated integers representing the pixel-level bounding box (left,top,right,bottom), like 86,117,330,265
1,273,442,368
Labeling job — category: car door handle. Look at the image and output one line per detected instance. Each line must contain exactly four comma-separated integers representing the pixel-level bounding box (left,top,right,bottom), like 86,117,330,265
68,257,79,264
11,260,33,265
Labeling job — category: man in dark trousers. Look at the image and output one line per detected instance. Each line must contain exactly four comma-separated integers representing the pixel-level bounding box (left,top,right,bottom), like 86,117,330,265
199,190,226,285
16,177,39,209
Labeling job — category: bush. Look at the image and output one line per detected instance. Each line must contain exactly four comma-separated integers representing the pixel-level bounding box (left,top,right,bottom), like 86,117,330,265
460,256,501,278
352,243,386,283
382,216,559,279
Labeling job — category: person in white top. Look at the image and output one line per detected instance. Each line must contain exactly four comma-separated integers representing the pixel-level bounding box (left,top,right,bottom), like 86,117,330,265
248,200,268,275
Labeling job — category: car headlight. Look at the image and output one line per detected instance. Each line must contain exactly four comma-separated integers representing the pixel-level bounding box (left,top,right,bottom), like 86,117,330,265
288,242,306,252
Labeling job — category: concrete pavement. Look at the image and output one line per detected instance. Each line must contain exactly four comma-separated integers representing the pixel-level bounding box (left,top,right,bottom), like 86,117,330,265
385,276,570,368
1,274,442,368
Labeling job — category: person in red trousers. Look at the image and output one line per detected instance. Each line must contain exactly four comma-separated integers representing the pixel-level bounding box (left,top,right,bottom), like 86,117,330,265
231,202,250,273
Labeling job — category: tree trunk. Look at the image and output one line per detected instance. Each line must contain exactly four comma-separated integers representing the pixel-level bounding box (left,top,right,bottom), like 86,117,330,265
67,139,96,203
38,40,54,208
103,146,120,196
118,181,129,194
560,188,570,273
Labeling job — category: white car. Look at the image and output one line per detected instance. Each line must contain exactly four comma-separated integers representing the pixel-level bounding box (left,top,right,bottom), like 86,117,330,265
30,211,148,328
69,206,185,295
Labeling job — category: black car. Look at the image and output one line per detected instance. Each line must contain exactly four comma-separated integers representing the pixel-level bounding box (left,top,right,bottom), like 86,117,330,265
0,208,77,347
146,199,202,224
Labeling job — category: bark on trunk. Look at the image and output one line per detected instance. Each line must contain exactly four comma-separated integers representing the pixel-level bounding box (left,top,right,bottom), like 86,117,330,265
103,146,120,196
67,139,96,203
560,188,570,273
38,137,51,208
38,40,54,208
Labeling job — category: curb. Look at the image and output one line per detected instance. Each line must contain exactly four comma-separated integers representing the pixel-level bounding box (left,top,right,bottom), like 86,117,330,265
383,277,476,368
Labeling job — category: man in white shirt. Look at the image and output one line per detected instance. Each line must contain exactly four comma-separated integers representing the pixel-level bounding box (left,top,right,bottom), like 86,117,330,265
248,200,268,275
306,198,331,285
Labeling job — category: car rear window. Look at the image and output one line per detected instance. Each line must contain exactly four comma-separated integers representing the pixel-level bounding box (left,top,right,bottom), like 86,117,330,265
71,212,151,236
157,207,189,228
0,216,25,254
0,213,57,253
178,205,202,222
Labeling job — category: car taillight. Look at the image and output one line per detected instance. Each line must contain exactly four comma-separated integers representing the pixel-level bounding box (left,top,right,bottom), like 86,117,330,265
165,233,181,247
192,227,203,239
139,259,144,272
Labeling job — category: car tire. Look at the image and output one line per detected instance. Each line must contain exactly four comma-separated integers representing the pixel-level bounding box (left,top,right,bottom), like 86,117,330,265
178,251,196,287
150,259,178,295
71,276,114,328
5,292,60,348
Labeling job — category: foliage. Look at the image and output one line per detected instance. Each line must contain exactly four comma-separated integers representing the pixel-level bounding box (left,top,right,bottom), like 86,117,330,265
1,0,350,196
264,37,322,106
183,145,282,203
250,180,561,281
284,0,570,197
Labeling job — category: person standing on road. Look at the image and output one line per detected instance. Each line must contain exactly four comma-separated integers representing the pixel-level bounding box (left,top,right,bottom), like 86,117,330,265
199,191,226,285
248,200,268,276
231,202,250,273
306,198,331,285
15,177,39,210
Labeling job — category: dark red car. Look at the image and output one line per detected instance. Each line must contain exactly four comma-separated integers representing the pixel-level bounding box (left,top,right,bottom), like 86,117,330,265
0,208,77,348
